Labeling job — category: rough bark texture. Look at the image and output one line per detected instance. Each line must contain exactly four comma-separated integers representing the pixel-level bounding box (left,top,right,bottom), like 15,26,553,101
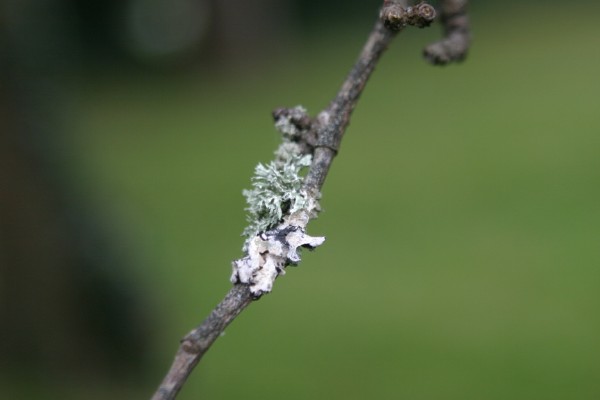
151,1,468,399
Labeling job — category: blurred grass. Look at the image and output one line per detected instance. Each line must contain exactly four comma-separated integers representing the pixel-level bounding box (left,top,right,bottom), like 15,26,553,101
63,2,600,399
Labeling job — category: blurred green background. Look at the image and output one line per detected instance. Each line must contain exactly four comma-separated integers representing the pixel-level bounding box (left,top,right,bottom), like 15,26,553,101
1,0,599,399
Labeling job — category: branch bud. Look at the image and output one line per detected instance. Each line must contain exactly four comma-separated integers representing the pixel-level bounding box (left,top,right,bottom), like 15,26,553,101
380,1,436,31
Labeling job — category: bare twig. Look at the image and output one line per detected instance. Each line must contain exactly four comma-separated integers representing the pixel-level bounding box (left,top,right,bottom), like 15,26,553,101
151,1,465,399
424,0,471,65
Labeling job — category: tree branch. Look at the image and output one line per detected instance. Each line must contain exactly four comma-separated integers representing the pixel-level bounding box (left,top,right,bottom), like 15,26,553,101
152,284,253,400
306,1,436,191
151,1,462,399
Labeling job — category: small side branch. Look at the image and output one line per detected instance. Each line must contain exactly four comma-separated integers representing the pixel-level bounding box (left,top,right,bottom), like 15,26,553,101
424,0,471,65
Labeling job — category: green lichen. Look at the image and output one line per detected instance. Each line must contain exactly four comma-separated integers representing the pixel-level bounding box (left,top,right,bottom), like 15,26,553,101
242,153,312,238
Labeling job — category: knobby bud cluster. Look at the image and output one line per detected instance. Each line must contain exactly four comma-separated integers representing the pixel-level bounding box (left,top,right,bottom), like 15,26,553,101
380,1,436,31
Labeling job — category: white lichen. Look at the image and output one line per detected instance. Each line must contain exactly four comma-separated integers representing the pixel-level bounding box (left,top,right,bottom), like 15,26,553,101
231,224,325,296
233,106,325,296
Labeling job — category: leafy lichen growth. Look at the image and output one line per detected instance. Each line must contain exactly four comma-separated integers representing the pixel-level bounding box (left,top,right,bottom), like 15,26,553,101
242,107,314,239
242,152,312,238
234,105,325,295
